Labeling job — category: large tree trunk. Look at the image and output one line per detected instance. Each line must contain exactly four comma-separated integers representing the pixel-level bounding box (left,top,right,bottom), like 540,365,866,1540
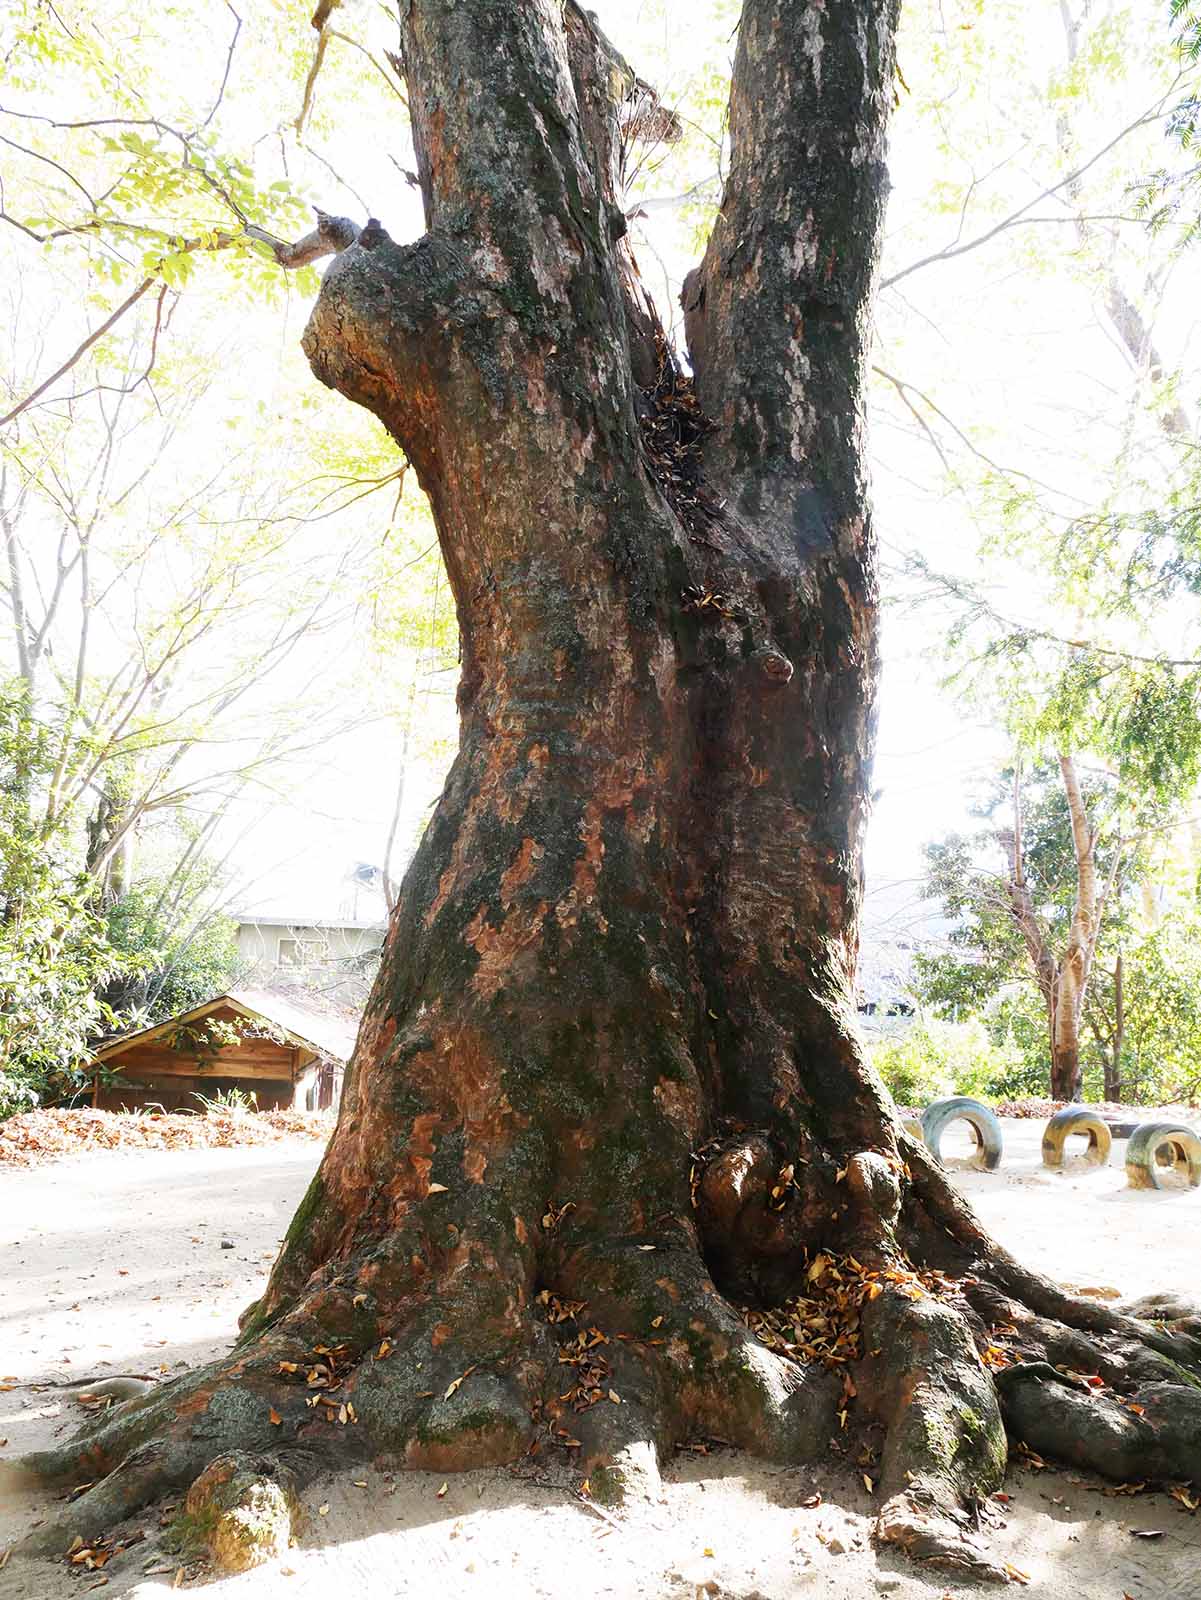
9,0,1201,1579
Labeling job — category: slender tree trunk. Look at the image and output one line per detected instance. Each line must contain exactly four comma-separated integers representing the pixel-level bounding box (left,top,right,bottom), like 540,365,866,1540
1104,950,1125,1102
10,0,1201,1580
1049,1023,1082,1102
1001,758,1108,1101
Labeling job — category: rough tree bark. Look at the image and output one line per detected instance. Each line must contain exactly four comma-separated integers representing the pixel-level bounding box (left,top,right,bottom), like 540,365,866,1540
7,0,1201,1580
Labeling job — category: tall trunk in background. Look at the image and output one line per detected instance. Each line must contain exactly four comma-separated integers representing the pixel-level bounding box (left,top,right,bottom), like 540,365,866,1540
999,756,1106,1101
14,2,1201,1582
1105,951,1125,1101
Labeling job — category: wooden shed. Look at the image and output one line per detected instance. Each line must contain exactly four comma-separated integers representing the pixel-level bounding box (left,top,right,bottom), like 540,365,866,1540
90,990,356,1114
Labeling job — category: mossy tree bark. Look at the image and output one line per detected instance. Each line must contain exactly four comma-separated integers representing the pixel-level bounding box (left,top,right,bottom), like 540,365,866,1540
10,0,1201,1579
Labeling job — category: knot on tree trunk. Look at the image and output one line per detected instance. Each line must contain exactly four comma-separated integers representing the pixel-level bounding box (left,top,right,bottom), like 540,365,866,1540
842,1150,902,1231
301,231,491,473
693,1133,831,1303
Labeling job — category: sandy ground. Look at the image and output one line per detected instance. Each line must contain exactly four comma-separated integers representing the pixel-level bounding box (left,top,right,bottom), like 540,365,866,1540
2,1119,1200,1599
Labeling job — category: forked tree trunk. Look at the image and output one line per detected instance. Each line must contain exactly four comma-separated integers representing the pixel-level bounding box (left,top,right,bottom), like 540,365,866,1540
10,0,1201,1579
1001,758,1105,1102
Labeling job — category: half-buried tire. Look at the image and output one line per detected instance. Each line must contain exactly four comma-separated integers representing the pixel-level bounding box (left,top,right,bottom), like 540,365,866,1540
1041,1106,1112,1170
920,1096,1003,1172
1125,1121,1201,1190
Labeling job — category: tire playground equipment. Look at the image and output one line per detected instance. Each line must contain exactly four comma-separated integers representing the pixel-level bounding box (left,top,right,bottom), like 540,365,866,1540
1041,1106,1112,1170
920,1096,1003,1172
1125,1121,1201,1191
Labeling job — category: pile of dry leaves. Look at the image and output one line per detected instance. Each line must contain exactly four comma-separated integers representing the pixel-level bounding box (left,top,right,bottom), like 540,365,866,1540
0,1106,333,1168
991,1098,1198,1121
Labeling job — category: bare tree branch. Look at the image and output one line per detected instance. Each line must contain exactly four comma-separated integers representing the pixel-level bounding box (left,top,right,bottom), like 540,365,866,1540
881,91,1179,291
198,3,242,135
0,278,155,430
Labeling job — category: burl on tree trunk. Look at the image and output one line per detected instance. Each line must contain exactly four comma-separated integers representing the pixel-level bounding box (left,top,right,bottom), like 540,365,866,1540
7,0,1201,1579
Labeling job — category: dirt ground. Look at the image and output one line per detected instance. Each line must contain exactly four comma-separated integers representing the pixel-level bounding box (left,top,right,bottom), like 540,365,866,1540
1,1118,1199,1599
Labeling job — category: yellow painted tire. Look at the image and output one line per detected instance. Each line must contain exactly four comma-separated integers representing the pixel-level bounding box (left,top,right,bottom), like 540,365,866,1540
1041,1106,1112,1169
1125,1121,1201,1190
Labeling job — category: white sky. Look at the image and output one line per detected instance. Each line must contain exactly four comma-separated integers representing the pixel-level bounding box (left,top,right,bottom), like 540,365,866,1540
3,0,1195,931
225,0,1198,919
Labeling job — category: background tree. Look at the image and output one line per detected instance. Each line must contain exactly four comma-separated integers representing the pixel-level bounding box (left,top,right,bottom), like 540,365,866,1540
11,2,1201,1585
0,685,138,1113
918,757,1147,1099
918,758,1201,1103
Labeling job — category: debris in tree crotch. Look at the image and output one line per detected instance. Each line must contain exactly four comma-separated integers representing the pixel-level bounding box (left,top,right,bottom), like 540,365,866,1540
1041,1106,1112,1170
919,1097,1003,1172
1125,1121,1201,1190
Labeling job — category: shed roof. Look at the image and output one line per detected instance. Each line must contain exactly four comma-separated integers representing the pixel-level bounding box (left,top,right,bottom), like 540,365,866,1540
93,989,360,1068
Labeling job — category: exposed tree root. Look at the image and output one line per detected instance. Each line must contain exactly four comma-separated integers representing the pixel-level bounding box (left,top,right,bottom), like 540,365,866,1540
862,1290,1009,1580
6,1125,1201,1582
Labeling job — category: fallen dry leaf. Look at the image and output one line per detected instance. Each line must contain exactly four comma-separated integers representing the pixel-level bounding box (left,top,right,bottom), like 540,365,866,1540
1003,1563,1030,1585
317,1503,329,1517
0,1106,332,1168
444,1364,477,1401
427,1183,449,1194
436,1482,448,1498
268,1408,282,1426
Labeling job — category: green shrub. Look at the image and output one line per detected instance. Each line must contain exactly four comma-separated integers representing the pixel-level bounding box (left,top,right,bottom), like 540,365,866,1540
869,1017,1026,1107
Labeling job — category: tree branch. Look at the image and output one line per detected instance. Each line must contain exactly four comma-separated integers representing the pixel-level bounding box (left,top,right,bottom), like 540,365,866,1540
198,3,242,135
0,279,155,430
880,91,1178,291
683,0,899,526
